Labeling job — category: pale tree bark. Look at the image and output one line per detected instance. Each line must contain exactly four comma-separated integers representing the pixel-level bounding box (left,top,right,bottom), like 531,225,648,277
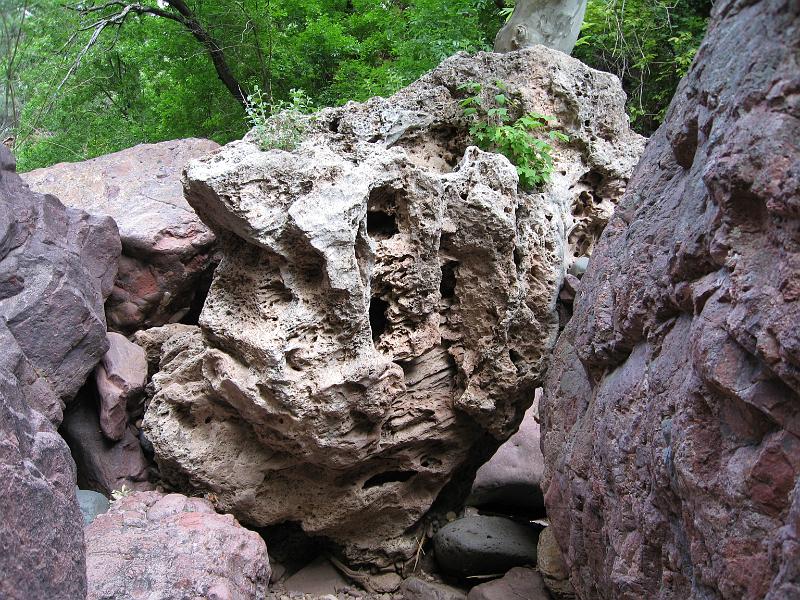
494,0,588,55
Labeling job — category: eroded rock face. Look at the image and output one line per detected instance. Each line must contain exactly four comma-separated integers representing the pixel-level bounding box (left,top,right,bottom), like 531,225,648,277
0,147,93,599
0,148,120,423
86,491,270,600
540,1,800,598
0,320,87,600
22,139,218,334
144,47,643,566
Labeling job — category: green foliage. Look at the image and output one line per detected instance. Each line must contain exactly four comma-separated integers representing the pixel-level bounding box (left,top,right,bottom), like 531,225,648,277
246,86,314,151
10,0,504,170
574,0,710,133
459,80,568,190
8,0,710,169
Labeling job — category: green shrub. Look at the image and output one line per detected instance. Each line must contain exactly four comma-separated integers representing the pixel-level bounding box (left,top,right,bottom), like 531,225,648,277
245,87,315,152
458,80,568,190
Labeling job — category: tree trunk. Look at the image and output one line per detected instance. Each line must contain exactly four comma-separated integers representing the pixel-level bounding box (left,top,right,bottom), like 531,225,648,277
494,0,588,55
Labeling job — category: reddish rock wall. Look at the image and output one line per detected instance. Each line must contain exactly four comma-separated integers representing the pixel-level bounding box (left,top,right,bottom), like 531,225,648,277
540,0,800,598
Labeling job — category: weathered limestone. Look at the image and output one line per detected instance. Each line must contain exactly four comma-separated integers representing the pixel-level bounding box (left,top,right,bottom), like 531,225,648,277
540,0,800,597
23,139,218,334
144,47,643,566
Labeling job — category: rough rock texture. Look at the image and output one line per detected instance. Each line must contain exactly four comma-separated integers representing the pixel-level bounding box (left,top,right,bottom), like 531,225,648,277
536,526,574,599
433,515,538,577
85,491,270,600
540,0,800,598
61,388,154,496
0,319,87,600
22,139,218,334
0,147,119,423
468,394,545,514
145,47,643,566
95,332,147,441
466,567,549,600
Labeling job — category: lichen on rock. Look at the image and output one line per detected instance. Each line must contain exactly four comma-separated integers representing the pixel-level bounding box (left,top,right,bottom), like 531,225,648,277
143,46,643,566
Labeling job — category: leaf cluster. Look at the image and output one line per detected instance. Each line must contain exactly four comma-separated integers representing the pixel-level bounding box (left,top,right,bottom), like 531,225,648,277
245,86,314,151
458,81,568,190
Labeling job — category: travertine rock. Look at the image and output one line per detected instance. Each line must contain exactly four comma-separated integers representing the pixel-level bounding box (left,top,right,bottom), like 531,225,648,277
536,526,574,599
0,148,119,423
540,0,800,598
85,491,270,600
145,47,643,566
23,139,218,334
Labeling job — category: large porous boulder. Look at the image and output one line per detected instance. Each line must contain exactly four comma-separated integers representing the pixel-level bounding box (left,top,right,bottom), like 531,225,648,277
85,491,270,600
22,139,218,334
540,0,800,598
1,148,120,423
144,47,643,566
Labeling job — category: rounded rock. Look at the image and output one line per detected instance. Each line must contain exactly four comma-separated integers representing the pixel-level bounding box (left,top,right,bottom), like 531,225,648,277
433,516,538,577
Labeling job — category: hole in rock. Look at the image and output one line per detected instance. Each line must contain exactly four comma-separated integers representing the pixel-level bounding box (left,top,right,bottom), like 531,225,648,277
440,261,458,300
513,249,523,268
362,470,417,489
179,260,218,326
328,117,341,133
367,210,398,238
369,296,390,341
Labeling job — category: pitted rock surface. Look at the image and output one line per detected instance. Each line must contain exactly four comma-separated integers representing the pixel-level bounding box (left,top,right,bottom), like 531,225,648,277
85,491,270,600
0,147,119,422
144,47,643,566
540,0,800,598
23,139,218,334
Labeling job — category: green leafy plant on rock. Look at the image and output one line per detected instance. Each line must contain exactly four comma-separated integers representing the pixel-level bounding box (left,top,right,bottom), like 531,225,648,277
458,80,568,190
245,87,316,152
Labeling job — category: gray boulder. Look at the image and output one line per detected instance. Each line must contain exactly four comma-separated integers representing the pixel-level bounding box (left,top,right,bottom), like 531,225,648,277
22,139,218,334
77,489,110,525
433,516,538,577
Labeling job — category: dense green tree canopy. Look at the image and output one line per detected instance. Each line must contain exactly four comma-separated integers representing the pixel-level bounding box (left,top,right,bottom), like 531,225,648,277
1,0,709,171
